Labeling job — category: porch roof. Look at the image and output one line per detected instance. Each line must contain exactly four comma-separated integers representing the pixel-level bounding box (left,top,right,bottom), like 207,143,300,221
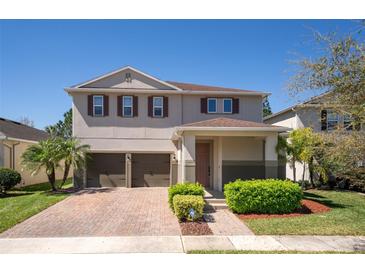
172,117,290,139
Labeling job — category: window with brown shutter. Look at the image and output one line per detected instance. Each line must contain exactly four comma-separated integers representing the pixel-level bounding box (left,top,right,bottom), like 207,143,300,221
88,95,93,116
133,96,138,117
321,110,327,131
103,95,109,116
201,98,207,113
163,96,168,117
117,96,122,116
148,96,153,117
232,98,239,114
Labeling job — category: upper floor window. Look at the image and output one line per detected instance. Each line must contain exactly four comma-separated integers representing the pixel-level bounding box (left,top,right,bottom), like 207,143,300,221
343,114,353,130
327,110,339,131
207,98,217,113
153,96,163,117
223,98,233,113
123,96,133,117
93,95,104,116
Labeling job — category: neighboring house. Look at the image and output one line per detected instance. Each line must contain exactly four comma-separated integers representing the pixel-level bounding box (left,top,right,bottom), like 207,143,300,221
65,66,288,191
0,117,64,186
264,92,362,181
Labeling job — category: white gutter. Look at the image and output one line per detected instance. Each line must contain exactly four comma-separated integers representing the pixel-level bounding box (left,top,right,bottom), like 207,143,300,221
172,126,291,140
64,87,270,97
0,136,39,144
175,126,290,132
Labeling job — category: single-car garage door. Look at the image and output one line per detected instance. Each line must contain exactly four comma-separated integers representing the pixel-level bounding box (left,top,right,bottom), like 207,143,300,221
87,153,126,187
132,154,170,187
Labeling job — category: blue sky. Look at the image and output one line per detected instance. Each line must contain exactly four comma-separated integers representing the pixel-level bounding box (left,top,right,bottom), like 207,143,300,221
0,20,359,129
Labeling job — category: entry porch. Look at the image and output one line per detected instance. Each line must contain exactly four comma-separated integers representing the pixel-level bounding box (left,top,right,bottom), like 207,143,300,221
173,118,288,191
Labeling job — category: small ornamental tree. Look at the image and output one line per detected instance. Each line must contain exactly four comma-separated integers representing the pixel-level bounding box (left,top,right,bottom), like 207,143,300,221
288,22,365,188
21,138,64,191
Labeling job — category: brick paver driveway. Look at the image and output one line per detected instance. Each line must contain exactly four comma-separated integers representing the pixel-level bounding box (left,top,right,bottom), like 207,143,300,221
1,188,181,238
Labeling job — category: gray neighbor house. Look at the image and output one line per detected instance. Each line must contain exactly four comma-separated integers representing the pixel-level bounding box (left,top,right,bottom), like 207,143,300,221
264,92,362,181
65,66,289,191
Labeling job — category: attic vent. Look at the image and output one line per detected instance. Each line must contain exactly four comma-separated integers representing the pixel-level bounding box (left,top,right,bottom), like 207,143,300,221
125,72,132,83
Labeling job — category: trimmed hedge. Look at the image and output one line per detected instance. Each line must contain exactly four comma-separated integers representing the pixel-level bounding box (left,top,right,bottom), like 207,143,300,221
224,179,303,214
173,194,205,221
0,168,21,193
168,182,204,211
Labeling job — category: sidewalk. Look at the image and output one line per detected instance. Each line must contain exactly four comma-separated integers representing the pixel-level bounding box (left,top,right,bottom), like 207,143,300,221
0,235,364,253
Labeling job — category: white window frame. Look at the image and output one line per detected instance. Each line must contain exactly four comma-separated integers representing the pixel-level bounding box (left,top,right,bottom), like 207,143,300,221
122,96,133,117
93,95,104,117
326,110,339,131
223,98,233,114
153,96,164,118
207,98,217,113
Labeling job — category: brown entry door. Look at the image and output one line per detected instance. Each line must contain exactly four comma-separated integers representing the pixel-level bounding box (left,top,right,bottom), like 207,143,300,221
196,143,210,187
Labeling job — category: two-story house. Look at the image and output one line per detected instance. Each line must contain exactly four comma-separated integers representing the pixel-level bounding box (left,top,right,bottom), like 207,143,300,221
264,92,362,181
65,66,288,191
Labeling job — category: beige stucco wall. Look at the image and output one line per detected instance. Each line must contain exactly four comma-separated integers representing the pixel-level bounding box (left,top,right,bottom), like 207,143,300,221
73,92,264,152
222,137,264,161
182,95,263,124
83,68,171,90
0,141,66,187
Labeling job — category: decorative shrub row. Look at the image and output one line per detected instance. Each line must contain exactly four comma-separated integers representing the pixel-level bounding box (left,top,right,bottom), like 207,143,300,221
224,179,303,214
173,194,205,221
0,168,21,193
168,182,204,211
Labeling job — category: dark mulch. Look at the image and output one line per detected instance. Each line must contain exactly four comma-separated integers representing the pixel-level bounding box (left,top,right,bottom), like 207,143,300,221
179,221,213,235
237,199,331,220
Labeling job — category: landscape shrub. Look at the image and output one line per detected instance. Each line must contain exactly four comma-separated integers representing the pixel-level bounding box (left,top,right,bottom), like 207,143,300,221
173,194,205,221
224,179,303,214
168,182,204,211
0,168,21,193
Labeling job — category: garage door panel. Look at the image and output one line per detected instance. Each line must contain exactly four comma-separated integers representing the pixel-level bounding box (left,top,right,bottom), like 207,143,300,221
87,153,126,187
132,154,170,187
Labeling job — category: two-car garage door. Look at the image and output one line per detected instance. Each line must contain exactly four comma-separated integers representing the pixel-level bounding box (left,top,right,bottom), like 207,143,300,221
86,153,170,188
132,154,170,187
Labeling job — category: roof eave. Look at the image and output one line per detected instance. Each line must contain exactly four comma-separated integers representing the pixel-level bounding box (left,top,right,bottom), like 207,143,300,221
65,87,270,96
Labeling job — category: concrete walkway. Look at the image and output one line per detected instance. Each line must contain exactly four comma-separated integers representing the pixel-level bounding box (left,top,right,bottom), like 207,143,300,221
1,235,364,253
204,210,254,235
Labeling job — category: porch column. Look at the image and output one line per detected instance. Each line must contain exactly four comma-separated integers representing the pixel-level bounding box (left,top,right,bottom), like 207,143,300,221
170,153,178,185
265,134,278,178
212,136,223,191
182,134,196,182
125,153,132,187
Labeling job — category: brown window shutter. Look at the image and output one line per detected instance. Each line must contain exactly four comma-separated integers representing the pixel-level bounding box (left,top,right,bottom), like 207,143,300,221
321,110,327,131
201,98,207,113
88,95,93,116
103,95,109,116
232,98,239,114
163,96,168,117
117,96,122,116
133,96,138,117
148,96,153,117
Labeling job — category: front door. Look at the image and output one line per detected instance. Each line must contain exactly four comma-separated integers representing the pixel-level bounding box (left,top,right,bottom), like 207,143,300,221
196,143,210,187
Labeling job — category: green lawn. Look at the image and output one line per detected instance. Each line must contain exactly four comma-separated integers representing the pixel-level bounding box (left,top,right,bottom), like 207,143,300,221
0,179,73,234
188,250,365,254
243,190,365,235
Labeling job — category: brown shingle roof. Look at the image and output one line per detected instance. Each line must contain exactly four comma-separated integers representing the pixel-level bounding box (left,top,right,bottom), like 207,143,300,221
180,117,279,128
166,81,262,93
0,117,49,142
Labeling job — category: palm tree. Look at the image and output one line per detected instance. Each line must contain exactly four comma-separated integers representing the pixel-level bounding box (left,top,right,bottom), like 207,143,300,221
58,138,90,188
21,138,63,191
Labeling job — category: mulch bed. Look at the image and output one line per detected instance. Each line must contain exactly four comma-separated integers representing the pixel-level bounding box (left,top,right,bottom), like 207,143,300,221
237,199,331,220
179,221,213,235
